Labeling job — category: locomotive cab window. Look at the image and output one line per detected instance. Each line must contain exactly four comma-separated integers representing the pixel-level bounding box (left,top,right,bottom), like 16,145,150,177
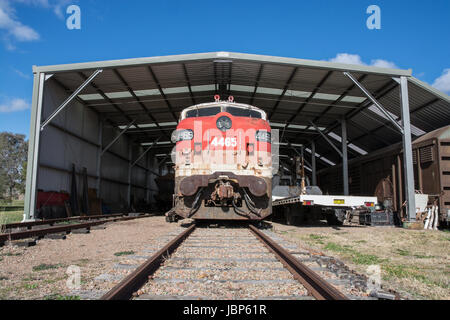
186,107,221,118
225,106,262,119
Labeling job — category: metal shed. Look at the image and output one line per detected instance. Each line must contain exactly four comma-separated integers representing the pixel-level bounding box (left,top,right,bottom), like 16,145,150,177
24,52,450,221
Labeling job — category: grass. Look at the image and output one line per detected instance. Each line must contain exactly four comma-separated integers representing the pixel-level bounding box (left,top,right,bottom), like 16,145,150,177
308,234,327,244
0,211,23,225
324,242,384,265
32,264,61,272
394,248,435,259
23,283,38,290
114,251,135,256
0,252,22,257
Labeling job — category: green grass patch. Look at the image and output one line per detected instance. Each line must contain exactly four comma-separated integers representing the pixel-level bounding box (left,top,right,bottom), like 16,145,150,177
324,242,352,253
0,211,24,224
23,283,38,290
394,248,435,259
32,264,61,272
395,248,412,256
309,234,327,240
1,252,22,257
44,294,80,300
351,252,383,265
114,251,135,256
324,242,383,265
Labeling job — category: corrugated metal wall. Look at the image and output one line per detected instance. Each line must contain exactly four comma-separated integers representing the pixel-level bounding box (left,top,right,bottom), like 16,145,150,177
36,78,160,212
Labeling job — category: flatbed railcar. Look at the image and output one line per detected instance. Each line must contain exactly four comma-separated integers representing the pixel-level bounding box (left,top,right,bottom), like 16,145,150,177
317,125,450,226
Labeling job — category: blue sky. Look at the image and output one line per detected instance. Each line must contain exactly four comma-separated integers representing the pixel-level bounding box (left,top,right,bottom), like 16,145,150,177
0,0,449,138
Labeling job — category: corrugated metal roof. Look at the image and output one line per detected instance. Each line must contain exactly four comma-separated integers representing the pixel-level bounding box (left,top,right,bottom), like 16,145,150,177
37,52,450,171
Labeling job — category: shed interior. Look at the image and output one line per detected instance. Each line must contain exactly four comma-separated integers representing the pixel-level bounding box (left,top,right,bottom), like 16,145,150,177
25,52,450,220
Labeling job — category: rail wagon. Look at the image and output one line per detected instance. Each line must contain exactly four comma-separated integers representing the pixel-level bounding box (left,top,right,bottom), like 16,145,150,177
317,125,450,226
169,96,272,221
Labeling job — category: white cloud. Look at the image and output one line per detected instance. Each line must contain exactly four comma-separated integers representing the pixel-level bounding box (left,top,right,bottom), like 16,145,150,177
329,53,398,69
0,0,40,43
330,53,365,66
0,98,30,113
370,59,398,69
0,0,74,48
432,69,450,94
12,67,30,79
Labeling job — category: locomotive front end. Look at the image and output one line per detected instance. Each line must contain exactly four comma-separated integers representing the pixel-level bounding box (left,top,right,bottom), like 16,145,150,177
172,98,272,220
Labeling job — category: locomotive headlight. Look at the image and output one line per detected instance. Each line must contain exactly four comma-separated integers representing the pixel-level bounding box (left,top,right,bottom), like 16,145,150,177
216,116,232,132
171,129,194,143
255,130,271,143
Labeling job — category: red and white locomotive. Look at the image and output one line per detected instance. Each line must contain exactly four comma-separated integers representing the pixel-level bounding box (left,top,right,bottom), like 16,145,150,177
170,96,272,220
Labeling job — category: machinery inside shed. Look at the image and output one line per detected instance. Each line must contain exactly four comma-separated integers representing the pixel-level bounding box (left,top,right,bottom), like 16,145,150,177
24,52,450,225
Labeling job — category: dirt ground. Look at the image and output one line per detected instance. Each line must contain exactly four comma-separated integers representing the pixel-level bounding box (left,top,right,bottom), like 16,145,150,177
1,215,448,300
0,215,180,300
271,221,450,300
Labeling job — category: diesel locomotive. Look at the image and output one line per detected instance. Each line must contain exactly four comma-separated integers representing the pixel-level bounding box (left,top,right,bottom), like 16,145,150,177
170,96,272,220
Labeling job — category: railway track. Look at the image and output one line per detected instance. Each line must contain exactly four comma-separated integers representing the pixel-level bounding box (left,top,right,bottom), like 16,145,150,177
0,213,155,246
101,223,348,300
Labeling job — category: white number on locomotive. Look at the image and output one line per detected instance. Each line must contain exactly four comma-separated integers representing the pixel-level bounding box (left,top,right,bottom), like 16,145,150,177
211,137,237,147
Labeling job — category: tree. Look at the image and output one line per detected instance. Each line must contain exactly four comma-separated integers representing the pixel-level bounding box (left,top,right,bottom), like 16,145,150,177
0,132,28,200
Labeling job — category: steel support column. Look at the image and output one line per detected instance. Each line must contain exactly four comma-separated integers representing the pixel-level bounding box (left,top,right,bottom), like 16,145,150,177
24,72,45,221
341,117,349,195
145,153,150,203
399,76,416,221
311,141,317,186
127,144,132,209
96,117,103,194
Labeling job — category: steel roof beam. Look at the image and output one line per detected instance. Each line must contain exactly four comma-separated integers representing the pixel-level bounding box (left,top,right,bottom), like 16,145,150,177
268,67,299,120
349,96,440,146
302,74,367,132
131,137,161,168
101,119,136,156
314,80,399,143
286,71,333,124
79,73,163,148
250,64,264,105
344,72,404,134
182,63,196,105
309,121,343,158
41,69,103,131
147,66,178,121
112,69,171,139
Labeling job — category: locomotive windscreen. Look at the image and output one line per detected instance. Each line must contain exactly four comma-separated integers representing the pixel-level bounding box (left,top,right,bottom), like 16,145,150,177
225,107,262,118
186,107,221,118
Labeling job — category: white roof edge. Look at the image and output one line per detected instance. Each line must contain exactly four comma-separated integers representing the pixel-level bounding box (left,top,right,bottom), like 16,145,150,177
32,51,413,77
408,76,450,104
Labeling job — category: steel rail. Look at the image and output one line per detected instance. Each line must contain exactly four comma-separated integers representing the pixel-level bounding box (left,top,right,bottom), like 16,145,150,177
2,214,124,230
248,224,348,300
0,214,154,245
100,224,196,300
